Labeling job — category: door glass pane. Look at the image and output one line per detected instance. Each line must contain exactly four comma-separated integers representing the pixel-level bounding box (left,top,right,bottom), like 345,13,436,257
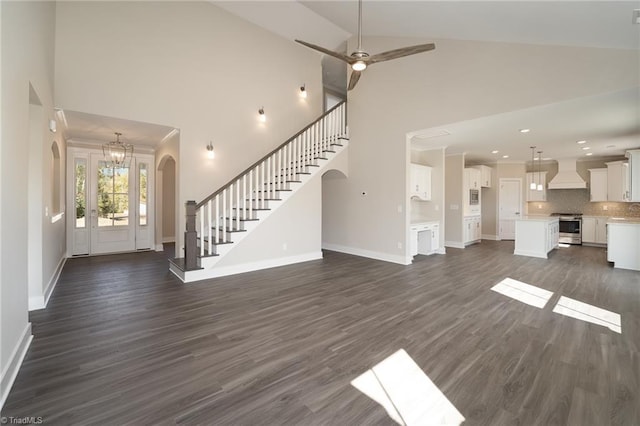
98,161,129,227
139,163,147,226
75,159,86,228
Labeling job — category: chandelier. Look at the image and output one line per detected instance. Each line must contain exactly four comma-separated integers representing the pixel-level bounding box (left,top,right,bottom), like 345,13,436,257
102,132,133,167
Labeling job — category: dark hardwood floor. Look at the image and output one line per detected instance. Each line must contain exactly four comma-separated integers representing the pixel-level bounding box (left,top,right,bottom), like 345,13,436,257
2,241,639,425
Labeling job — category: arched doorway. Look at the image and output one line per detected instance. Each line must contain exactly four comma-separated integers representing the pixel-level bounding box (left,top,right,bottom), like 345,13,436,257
156,155,176,252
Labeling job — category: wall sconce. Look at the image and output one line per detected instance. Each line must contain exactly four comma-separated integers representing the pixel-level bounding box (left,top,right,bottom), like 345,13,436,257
206,141,215,159
258,107,266,122
299,84,307,99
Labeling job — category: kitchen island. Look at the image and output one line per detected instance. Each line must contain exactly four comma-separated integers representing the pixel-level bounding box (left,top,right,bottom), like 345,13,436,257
514,216,560,259
607,219,640,271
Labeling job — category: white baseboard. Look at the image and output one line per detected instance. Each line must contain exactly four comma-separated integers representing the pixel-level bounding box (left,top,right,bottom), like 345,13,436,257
322,243,411,265
445,241,465,249
436,247,446,254
29,256,66,311
482,234,499,241
1,323,33,410
514,249,548,259
183,251,323,282
162,236,175,243
155,244,164,252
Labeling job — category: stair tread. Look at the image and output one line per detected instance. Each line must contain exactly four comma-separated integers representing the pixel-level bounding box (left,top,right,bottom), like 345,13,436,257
246,198,282,201
169,257,203,272
233,207,271,211
199,237,235,245
212,227,247,233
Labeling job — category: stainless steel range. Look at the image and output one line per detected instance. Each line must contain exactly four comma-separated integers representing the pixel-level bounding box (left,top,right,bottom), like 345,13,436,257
551,213,582,245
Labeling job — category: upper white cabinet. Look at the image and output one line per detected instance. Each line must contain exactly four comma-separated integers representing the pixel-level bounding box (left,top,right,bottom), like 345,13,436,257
465,167,481,190
526,172,547,202
588,168,608,202
626,149,640,201
606,160,630,202
410,163,432,201
472,165,492,188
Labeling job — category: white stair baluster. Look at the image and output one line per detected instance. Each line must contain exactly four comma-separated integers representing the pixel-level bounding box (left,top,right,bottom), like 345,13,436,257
199,209,204,256
207,200,212,255
215,195,220,244
222,188,227,243
248,169,253,220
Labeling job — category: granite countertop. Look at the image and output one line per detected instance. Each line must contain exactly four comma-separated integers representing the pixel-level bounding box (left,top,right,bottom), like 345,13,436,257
517,215,559,222
607,218,640,225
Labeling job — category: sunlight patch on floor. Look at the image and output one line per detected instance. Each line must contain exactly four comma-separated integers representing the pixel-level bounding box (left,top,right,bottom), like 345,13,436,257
351,349,465,426
553,296,621,334
490,277,554,309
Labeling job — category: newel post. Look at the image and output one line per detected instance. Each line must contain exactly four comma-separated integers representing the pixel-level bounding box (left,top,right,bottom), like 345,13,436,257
185,200,197,270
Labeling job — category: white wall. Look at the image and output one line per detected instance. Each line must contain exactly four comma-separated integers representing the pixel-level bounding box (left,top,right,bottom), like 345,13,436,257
1,1,62,408
325,36,639,261
54,1,324,253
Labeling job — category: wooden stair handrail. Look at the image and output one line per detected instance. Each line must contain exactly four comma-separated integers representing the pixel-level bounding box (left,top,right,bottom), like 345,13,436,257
196,101,346,209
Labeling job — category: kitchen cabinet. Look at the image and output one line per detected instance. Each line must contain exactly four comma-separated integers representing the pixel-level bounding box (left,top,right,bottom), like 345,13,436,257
472,165,492,188
514,216,559,259
526,172,547,202
410,221,439,256
588,168,608,202
626,149,640,201
582,216,608,245
410,163,432,201
464,216,481,246
465,168,481,190
606,160,630,202
607,219,640,271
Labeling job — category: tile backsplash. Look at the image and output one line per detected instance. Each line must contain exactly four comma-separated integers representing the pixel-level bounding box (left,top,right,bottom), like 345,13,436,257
527,189,640,218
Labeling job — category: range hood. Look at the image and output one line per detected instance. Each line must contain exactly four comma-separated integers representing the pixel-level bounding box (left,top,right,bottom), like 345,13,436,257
548,159,587,189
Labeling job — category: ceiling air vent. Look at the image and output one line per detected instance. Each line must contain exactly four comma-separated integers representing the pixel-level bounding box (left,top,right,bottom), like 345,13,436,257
412,129,451,140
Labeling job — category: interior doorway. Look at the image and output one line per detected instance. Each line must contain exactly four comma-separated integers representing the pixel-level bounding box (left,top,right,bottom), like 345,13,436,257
498,178,522,240
157,155,176,247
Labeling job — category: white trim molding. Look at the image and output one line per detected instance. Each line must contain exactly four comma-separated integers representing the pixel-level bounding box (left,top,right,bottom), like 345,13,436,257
481,234,499,241
179,251,323,283
1,323,33,410
162,236,175,243
322,243,411,266
444,241,465,249
29,256,66,311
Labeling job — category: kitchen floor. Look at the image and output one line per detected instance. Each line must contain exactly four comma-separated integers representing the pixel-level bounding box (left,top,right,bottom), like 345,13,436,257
2,241,638,425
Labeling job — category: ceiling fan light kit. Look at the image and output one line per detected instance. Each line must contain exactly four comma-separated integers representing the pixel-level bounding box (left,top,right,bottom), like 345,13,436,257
295,0,435,90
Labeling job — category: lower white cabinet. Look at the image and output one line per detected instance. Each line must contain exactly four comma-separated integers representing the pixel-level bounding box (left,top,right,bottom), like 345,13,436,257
582,216,608,245
410,222,440,256
514,217,559,259
464,216,481,246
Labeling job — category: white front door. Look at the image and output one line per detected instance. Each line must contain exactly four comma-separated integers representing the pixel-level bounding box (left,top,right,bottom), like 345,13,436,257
90,154,135,254
499,179,522,240
67,148,154,256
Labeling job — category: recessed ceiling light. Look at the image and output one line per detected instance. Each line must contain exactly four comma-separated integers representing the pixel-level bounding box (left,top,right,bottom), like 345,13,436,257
491,150,499,154
607,145,616,149
582,146,590,150
586,152,593,156
577,140,587,144
519,129,531,133
502,155,509,158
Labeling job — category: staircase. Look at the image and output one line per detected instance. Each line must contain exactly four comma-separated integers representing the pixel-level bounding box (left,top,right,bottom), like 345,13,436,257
169,101,348,283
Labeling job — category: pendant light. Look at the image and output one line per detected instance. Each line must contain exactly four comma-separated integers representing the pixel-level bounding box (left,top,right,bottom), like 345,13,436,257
529,146,537,190
537,150,543,191
102,132,133,168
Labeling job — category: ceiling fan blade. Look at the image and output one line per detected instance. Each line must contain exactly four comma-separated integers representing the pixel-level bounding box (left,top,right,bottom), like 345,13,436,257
295,40,353,63
368,43,436,64
348,71,362,91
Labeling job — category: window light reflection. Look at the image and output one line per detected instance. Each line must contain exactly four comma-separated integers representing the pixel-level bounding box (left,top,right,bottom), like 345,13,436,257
351,349,465,426
553,296,621,334
490,278,553,309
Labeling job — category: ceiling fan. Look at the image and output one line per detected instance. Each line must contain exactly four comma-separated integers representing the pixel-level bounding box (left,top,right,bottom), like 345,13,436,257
295,0,436,90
